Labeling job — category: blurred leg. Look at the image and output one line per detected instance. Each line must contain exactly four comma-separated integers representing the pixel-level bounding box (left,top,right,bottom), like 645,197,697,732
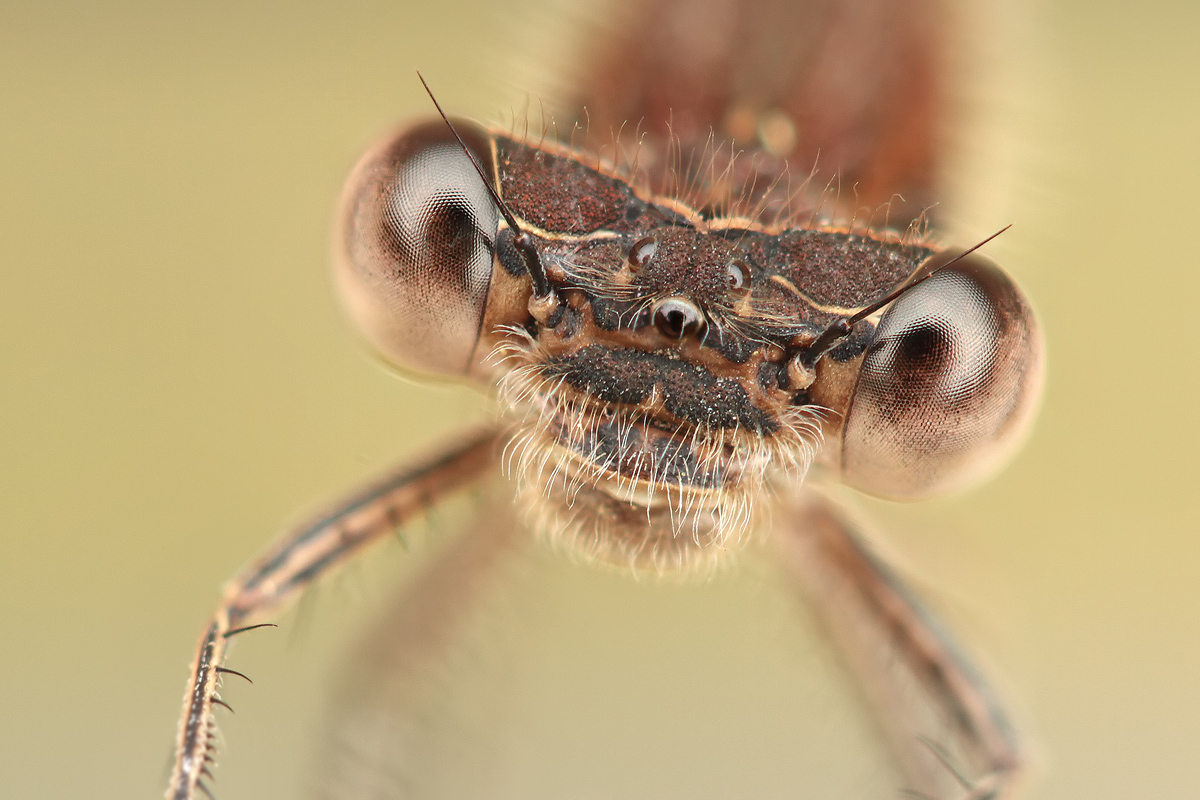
774,489,1024,799
315,496,525,799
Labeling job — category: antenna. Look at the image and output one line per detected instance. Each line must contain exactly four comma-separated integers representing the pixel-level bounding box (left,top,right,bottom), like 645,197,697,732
417,72,553,298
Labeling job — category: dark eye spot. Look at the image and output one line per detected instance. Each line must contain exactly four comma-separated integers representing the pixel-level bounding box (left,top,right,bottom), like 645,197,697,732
424,199,476,264
893,320,954,383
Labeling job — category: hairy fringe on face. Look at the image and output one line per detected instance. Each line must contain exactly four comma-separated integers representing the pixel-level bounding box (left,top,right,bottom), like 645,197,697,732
487,332,829,574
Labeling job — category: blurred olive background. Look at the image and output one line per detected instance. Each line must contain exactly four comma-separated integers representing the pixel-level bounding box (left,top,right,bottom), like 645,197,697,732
1,1,1197,798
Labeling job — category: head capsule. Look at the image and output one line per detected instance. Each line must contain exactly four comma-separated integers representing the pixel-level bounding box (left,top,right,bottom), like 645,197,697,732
335,118,500,377
835,251,1044,499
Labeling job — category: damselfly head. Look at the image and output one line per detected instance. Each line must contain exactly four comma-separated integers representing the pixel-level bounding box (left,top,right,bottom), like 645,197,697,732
334,116,1042,570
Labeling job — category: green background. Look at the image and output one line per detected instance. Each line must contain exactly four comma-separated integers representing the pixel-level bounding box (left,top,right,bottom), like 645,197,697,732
1,1,1197,797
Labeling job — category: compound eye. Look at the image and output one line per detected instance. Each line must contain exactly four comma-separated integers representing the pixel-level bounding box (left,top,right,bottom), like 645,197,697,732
840,253,1043,499
336,119,499,376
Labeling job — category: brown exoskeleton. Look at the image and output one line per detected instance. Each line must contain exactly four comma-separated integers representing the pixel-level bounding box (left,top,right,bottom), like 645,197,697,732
166,1,1043,798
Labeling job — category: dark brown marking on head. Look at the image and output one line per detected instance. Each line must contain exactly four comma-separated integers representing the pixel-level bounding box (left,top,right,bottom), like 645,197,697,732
541,345,778,434
494,136,651,234
587,296,625,331
631,227,736,303
703,325,756,363
766,231,935,309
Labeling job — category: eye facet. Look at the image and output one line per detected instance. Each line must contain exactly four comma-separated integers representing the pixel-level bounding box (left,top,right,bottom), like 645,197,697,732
335,119,499,376
839,252,1043,499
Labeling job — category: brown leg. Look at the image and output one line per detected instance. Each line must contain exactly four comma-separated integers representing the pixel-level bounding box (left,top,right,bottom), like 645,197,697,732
165,427,501,800
773,488,1024,800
